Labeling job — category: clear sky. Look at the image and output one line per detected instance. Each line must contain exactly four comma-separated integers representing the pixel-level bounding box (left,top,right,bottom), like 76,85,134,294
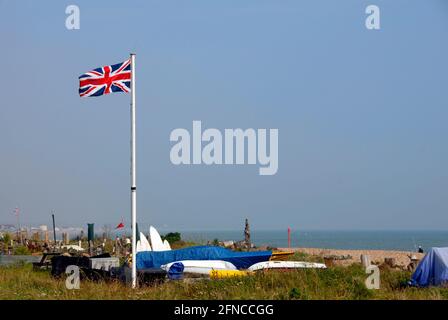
0,0,447,231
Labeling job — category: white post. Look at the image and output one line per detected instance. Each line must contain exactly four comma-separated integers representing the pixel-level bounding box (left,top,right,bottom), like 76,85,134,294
130,53,137,288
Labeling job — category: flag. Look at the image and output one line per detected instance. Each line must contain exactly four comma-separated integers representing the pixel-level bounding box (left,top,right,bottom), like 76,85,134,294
79,59,131,97
115,220,125,229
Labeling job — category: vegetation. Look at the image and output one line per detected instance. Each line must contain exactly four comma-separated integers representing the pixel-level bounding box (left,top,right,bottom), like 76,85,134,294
1,232,11,244
161,232,181,244
13,245,31,255
158,232,198,249
169,240,198,250
1,261,447,300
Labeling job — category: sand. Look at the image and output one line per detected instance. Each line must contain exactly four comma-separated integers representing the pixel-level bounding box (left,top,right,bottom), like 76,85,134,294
279,247,425,268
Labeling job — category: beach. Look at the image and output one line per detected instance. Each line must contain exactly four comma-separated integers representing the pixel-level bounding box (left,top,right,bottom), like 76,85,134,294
281,247,425,268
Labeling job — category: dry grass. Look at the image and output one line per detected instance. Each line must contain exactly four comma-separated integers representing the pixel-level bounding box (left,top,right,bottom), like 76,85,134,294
1,260,448,300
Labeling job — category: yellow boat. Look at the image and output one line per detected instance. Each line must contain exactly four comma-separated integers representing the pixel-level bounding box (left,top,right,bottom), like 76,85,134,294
270,251,294,261
210,269,251,279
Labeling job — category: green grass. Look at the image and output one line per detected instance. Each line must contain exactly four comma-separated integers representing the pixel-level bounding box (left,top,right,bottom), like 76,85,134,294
1,262,447,300
13,245,31,255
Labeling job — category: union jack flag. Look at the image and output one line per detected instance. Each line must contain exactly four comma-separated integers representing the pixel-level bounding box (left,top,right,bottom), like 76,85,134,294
79,59,131,97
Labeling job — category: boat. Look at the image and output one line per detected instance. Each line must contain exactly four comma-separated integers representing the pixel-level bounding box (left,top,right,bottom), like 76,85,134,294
149,226,166,251
210,269,250,279
161,260,236,275
270,251,294,260
139,232,152,251
137,245,272,270
248,261,327,271
61,244,84,251
136,240,144,253
163,240,171,250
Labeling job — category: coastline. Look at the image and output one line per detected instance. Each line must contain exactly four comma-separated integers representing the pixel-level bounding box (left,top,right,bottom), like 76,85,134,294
280,247,425,267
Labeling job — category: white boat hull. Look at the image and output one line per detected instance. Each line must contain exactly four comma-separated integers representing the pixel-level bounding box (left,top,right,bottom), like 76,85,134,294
248,261,327,271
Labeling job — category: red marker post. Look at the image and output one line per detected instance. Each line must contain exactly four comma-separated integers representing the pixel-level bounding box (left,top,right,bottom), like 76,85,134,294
288,227,291,248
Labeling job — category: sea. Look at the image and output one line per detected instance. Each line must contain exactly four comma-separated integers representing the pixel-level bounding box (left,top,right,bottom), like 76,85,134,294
1,230,447,266
177,230,448,252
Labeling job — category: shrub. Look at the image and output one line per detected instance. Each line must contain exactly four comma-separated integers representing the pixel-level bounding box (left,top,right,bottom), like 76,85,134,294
289,287,309,300
161,232,181,244
1,232,11,244
14,245,31,255
351,277,374,299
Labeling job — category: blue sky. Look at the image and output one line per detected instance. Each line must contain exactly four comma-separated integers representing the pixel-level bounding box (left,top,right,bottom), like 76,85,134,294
0,0,447,230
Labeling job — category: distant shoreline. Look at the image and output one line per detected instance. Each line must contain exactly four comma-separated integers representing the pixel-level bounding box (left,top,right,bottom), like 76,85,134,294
179,230,448,252
281,247,425,267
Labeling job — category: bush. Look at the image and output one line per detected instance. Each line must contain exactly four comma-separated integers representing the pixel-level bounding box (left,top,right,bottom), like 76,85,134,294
14,245,31,255
289,287,309,300
161,232,181,244
1,232,11,244
351,277,373,299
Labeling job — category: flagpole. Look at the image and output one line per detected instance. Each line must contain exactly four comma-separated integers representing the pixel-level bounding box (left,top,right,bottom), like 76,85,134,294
15,207,22,245
130,53,137,288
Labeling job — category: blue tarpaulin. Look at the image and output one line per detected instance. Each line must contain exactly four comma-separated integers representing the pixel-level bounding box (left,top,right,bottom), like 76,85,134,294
136,245,272,270
411,247,448,287
167,262,184,280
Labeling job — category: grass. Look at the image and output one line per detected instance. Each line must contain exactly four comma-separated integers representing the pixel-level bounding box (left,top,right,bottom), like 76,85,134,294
1,259,448,300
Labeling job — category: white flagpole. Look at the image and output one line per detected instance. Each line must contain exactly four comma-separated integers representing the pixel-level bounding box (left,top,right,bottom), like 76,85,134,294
130,53,137,288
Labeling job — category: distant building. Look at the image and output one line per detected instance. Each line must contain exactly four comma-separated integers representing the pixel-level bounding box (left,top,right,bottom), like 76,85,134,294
0,224,16,233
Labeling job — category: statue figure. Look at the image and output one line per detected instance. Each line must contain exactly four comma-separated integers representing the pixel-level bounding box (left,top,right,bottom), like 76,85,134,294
244,218,251,247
